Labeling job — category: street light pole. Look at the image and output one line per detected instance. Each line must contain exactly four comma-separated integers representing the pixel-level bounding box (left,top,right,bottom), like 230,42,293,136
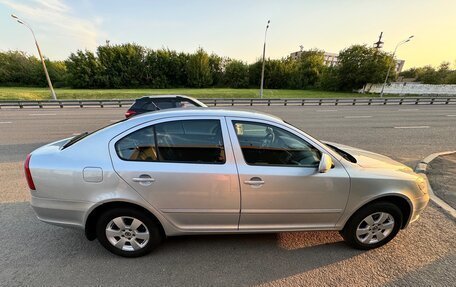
380,35,413,97
259,20,270,99
11,14,57,100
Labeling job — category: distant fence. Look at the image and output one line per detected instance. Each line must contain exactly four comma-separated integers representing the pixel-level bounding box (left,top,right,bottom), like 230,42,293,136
1,97,456,109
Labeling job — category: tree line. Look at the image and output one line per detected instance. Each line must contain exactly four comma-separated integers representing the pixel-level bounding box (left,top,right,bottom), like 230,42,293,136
1,43,408,91
399,62,456,84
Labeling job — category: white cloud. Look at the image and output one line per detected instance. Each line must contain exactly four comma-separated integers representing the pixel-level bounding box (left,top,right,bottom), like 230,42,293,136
1,0,104,53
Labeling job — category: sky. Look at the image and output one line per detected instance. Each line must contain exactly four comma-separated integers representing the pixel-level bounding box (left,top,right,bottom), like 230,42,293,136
1,0,455,70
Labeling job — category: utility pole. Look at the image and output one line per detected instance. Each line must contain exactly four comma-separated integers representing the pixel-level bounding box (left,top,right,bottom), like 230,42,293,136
259,20,270,99
11,14,57,100
374,32,384,49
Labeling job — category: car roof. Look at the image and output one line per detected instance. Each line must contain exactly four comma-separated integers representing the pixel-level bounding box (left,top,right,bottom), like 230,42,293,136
138,95,194,100
127,107,283,123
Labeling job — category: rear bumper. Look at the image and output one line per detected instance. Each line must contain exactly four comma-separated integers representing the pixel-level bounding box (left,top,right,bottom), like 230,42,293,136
31,195,92,229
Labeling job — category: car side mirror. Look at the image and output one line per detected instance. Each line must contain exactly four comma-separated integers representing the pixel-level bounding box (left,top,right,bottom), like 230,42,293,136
318,154,333,173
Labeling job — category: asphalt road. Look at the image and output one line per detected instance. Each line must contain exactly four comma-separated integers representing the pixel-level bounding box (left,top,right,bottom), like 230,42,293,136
0,105,455,286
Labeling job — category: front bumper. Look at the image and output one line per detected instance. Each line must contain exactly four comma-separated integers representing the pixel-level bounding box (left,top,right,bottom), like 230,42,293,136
407,192,430,226
31,195,92,229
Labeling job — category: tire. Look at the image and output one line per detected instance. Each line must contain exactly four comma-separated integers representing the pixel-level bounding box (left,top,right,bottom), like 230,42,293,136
96,208,163,257
341,201,403,250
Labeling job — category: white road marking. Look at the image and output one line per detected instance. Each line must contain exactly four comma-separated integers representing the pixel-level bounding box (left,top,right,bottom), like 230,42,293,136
0,121,12,124
398,109,420,111
110,119,120,122
344,116,372,119
72,133,81,136
393,126,430,129
28,113,56,116
446,115,456,117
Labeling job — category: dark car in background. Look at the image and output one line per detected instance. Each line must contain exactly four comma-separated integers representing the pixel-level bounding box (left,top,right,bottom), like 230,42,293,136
125,95,207,118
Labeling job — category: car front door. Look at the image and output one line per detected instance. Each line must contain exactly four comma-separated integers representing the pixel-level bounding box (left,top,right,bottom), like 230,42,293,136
226,118,350,230
110,116,240,231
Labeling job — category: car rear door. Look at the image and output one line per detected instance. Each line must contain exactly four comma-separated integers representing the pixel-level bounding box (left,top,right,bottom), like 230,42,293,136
226,117,350,230
109,116,240,231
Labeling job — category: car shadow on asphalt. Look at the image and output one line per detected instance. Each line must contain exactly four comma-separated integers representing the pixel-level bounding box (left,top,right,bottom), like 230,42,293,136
0,202,365,285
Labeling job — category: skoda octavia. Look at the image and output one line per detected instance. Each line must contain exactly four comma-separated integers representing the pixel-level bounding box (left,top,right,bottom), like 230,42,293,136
25,109,429,257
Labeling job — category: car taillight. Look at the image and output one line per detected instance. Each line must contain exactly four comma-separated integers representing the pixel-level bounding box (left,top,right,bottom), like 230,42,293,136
125,110,136,118
24,154,36,190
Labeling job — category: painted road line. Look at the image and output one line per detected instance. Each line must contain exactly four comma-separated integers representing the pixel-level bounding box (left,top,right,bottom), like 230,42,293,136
344,116,372,119
398,109,420,111
110,119,121,122
394,126,430,129
28,113,56,116
316,109,337,112
0,121,12,124
447,115,456,117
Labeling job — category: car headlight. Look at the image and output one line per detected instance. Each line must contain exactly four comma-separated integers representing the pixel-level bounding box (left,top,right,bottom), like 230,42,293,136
416,176,428,194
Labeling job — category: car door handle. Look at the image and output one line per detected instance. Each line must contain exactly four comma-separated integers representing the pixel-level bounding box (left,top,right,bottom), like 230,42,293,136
132,177,155,182
244,177,264,186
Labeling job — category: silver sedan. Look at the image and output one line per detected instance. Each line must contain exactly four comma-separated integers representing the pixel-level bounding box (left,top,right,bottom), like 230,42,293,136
25,108,429,257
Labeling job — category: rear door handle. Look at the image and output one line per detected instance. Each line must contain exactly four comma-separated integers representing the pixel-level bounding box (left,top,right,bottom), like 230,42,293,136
132,175,155,186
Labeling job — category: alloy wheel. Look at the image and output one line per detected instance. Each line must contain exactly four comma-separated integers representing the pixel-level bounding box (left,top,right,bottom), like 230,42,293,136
105,216,150,251
356,212,395,244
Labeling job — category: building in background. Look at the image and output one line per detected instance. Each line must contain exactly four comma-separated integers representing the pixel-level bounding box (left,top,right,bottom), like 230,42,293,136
289,50,405,73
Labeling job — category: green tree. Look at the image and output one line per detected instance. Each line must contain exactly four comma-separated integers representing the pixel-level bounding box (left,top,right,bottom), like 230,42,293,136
291,50,325,89
416,66,438,84
224,60,249,88
320,66,340,91
97,43,145,88
337,45,395,91
208,54,224,87
66,50,102,88
186,48,212,88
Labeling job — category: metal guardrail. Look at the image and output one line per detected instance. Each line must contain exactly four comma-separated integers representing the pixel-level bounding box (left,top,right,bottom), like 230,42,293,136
0,97,456,109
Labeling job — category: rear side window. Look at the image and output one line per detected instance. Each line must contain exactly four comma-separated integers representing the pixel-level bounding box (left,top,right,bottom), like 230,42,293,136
115,120,225,164
115,126,157,161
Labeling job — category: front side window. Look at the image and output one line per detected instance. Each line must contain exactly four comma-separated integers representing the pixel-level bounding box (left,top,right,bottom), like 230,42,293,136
115,120,225,164
233,121,321,167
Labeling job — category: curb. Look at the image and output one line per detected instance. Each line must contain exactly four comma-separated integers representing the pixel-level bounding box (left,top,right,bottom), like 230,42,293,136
414,151,456,219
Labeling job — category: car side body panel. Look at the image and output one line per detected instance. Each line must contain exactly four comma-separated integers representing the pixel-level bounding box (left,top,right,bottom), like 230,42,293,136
27,108,429,239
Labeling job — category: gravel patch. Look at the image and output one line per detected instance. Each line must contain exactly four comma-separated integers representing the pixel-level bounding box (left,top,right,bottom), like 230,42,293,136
427,153,456,209
0,161,30,203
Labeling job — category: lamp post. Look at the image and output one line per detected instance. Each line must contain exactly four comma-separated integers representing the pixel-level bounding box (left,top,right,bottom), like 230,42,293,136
11,14,57,100
259,20,270,99
380,35,413,97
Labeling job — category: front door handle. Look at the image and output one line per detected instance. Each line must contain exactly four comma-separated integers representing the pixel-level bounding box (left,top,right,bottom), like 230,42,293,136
132,177,155,182
244,177,264,186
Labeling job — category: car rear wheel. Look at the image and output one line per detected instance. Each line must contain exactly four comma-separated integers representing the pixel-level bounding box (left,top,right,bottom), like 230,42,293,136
341,202,403,250
96,208,162,257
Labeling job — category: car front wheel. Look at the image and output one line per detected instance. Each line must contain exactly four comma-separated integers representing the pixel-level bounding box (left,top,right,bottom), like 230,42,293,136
96,208,162,257
341,202,403,250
